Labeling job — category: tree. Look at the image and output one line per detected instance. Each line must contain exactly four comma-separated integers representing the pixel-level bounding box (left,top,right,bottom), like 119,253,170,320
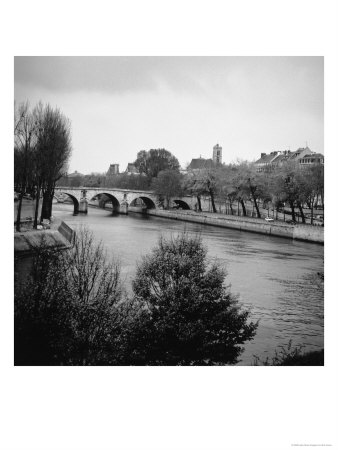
151,169,184,208
189,168,220,213
15,228,123,365
14,102,37,231
273,162,302,222
296,164,324,224
134,148,180,180
105,172,150,190
34,103,72,221
184,172,204,211
129,234,258,365
209,163,248,216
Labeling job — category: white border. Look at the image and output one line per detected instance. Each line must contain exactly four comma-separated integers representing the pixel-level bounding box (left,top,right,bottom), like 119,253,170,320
2,1,338,449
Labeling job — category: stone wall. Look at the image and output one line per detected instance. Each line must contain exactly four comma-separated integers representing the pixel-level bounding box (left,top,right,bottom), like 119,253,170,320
58,221,75,244
141,210,324,244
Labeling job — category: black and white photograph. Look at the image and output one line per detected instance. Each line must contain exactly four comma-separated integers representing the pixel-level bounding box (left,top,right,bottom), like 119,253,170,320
2,1,338,449
13,55,324,367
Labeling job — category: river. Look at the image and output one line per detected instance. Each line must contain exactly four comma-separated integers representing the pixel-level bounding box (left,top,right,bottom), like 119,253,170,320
52,203,324,365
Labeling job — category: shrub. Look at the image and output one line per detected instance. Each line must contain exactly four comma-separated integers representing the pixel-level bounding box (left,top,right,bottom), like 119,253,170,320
128,234,258,365
253,340,324,366
14,228,123,365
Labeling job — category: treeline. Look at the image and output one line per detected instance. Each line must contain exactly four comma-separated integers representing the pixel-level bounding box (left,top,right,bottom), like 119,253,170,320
184,160,324,223
15,230,258,366
57,148,180,190
56,147,324,224
14,101,72,230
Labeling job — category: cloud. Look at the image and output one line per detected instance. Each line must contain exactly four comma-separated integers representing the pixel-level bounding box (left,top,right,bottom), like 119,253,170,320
15,56,161,93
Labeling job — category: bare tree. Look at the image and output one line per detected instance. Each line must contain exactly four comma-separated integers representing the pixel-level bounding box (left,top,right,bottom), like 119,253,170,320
14,102,37,231
15,227,123,365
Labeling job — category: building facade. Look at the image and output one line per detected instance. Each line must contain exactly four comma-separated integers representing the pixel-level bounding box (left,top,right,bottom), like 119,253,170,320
254,147,324,172
125,163,139,175
106,164,120,176
188,143,223,171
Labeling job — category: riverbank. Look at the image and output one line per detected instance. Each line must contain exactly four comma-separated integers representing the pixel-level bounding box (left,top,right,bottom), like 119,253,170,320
136,209,324,244
14,219,75,257
15,218,75,285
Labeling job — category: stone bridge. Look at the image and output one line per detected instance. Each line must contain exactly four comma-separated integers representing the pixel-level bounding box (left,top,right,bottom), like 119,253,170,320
54,187,208,215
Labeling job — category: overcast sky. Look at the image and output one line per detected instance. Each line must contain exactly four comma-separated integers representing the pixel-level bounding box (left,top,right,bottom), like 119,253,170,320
14,56,323,174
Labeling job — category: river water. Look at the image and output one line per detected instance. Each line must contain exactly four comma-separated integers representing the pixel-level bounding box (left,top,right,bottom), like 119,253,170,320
53,203,324,365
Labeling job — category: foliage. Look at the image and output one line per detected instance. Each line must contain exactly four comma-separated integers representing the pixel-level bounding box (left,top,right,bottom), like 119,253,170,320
186,168,221,212
105,172,150,190
151,169,184,208
14,101,72,229
253,340,324,366
128,234,258,365
33,103,72,221
15,230,259,366
134,148,180,179
15,228,123,365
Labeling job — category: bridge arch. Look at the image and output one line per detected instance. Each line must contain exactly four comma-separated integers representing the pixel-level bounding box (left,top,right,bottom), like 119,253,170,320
98,192,121,214
173,199,190,210
130,196,156,209
62,193,80,215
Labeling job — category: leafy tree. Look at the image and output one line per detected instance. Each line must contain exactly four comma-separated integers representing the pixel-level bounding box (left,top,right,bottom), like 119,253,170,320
183,172,204,211
296,164,324,223
151,169,184,208
188,168,220,213
216,164,250,216
134,148,180,180
34,103,72,221
129,234,258,365
272,162,303,222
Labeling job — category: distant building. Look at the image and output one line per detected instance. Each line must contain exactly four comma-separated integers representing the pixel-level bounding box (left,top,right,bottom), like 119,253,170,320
213,143,222,164
188,143,223,171
254,147,323,172
188,157,214,171
288,147,313,163
106,164,119,176
125,163,139,175
299,152,324,167
255,151,287,172
68,170,84,178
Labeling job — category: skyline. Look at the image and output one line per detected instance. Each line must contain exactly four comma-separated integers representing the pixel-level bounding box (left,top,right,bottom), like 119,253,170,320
14,56,324,174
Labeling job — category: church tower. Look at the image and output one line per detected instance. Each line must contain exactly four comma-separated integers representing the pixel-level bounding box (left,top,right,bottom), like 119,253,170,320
213,143,222,164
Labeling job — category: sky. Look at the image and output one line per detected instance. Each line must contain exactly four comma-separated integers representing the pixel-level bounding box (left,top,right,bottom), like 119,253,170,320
14,56,324,174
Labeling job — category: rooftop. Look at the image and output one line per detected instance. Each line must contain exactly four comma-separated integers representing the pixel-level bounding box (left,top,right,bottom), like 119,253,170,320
188,158,214,170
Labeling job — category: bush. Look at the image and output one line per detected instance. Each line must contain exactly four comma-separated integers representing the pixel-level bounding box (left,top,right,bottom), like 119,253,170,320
253,341,324,366
14,228,123,365
15,231,259,366
127,234,258,365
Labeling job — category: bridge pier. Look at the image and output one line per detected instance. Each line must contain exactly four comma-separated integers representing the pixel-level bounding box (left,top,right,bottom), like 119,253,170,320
119,203,128,215
79,198,88,214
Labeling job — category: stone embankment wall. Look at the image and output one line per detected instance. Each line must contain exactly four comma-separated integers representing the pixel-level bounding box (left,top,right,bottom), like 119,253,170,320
57,221,75,244
14,220,75,257
15,220,75,284
140,210,324,244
